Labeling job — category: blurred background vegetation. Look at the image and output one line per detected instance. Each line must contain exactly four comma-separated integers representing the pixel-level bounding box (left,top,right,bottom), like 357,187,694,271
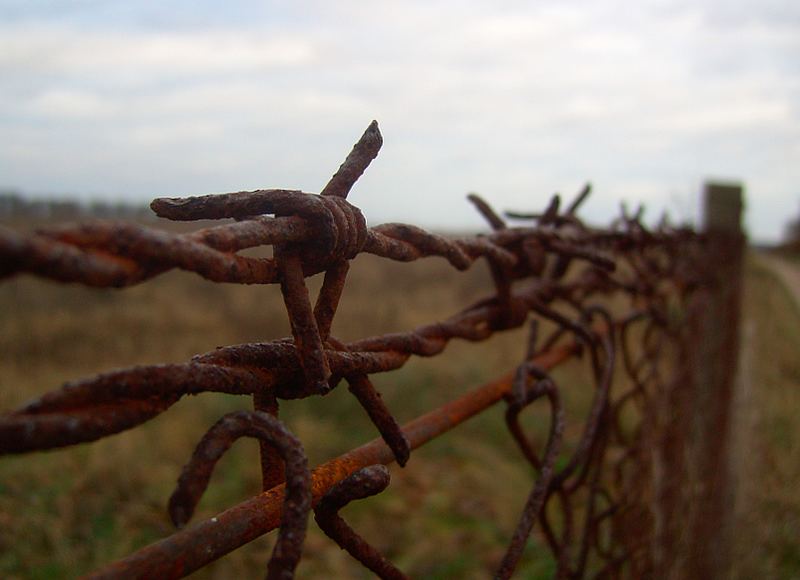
0,205,798,578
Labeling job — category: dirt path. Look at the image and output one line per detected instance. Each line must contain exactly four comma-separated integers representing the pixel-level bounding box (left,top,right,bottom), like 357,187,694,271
757,253,800,309
731,252,800,578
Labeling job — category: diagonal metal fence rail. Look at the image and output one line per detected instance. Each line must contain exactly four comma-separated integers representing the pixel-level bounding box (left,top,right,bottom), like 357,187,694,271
0,122,741,579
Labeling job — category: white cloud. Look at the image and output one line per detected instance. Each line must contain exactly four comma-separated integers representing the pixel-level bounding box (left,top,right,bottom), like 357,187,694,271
0,1,798,242
25,89,118,118
0,26,317,77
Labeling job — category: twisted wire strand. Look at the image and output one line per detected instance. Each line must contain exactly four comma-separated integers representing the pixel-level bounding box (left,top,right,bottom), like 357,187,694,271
0,120,710,579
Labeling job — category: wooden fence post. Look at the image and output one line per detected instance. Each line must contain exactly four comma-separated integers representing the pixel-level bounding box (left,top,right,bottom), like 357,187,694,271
684,181,745,578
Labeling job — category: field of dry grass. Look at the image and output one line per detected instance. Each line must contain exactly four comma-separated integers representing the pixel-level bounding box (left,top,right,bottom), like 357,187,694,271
0,237,798,578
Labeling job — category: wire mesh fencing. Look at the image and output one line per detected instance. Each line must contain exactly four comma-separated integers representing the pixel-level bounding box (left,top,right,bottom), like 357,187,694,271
0,122,741,579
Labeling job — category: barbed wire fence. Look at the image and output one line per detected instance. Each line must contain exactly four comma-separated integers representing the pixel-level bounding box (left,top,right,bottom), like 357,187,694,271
0,122,744,579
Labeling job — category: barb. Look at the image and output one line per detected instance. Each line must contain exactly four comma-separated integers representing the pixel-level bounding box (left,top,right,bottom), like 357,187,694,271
346,374,410,466
84,342,581,579
497,362,564,579
320,120,383,198
0,121,713,578
314,465,407,579
168,411,311,579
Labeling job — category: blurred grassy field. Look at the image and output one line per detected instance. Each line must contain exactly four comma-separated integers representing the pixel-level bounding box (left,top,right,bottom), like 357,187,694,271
0,239,799,578
732,256,800,579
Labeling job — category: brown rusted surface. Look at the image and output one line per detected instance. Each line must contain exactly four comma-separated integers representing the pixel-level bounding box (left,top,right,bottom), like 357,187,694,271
314,465,407,579
0,363,265,453
346,373,410,467
167,411,310,580
319,119,383,199
252,391,286,492
85,345,576,579
0,121,727,578
497,364,563,579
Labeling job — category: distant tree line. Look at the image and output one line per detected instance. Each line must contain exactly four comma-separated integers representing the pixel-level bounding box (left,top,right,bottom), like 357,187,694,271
0,191,154,221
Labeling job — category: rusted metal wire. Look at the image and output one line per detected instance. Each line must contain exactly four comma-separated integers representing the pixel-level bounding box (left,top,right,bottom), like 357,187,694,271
168,411,311,579
85,344,579,580
0,121,710,578
314,465,407,579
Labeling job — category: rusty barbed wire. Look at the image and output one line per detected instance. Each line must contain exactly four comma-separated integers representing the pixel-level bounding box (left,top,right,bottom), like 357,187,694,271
314,465,407,580
168,410,311,579
0,121,709,578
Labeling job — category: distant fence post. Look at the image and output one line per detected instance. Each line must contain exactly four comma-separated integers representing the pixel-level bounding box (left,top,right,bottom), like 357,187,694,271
683,181,745,578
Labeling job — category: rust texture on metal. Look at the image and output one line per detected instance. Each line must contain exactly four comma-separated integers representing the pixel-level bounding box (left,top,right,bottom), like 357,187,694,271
314,465,408,580
166,411,310,580
0,121,717,578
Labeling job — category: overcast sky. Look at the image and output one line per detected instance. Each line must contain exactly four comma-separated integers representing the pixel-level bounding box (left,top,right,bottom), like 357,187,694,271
1,0,798,241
